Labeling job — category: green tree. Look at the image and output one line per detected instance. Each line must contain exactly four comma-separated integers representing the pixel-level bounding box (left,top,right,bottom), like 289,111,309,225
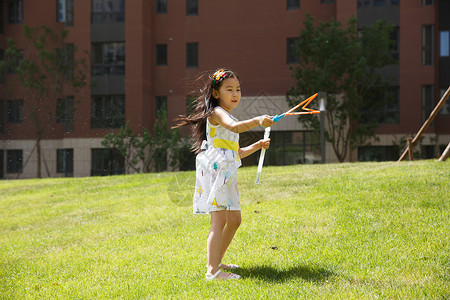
0,25,88,177
288,15,395,162
102,106,194,173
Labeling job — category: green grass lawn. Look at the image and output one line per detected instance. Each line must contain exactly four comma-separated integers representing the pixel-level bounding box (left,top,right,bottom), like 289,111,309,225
1,160,449,299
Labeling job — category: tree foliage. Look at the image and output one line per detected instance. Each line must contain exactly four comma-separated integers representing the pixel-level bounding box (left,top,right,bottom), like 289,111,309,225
102,106,195,173
288,15,395,162
0,25,88,177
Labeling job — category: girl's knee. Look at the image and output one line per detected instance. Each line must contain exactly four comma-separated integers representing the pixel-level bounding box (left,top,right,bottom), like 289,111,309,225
211,211,227,230
227,212,241,229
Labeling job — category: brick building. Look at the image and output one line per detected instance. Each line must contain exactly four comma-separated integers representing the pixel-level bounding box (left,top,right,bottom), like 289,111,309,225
0,0,449,179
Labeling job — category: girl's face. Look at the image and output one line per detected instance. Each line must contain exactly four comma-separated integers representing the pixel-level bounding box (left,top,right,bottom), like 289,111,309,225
212,77,241,112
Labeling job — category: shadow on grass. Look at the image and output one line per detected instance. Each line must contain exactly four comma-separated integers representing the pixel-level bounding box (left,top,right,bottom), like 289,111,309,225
236,264,335,282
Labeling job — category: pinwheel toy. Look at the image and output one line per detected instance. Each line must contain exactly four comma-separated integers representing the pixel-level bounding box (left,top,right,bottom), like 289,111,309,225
255,93,320,184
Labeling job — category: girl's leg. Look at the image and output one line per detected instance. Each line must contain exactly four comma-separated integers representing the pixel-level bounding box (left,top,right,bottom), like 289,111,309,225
219,210,241,264
207,210,227,275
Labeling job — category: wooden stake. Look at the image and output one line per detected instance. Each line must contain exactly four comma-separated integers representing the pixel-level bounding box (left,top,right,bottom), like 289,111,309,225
399,86,450,162
438,142,450,162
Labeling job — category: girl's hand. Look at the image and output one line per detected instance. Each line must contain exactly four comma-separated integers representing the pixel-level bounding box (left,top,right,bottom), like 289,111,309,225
260,138,271,150
259,115,275,127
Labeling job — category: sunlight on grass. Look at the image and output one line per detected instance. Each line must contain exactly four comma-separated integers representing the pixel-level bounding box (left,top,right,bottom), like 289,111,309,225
1,160,448,299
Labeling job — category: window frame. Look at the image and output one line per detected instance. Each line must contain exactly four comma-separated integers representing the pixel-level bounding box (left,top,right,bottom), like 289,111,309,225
186,42,199,68
6,99,23,123
156,96,167,118
91,0,125,24
91,148,125,176
92,42,125,76
56,148,74,176
422,24,434,66
0,0,5,33
156,0,167,14
155,44,168,66
57,0,74,27
422,85,434,123
6,149,22,173
56,96,74,132
91,94,125,129
0,99,4,133
287,0,300,10
7,0,23,24
440,30,450,57
186,0,198,16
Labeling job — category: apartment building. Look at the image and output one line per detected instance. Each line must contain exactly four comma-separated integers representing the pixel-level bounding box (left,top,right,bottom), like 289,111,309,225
0,0,448,178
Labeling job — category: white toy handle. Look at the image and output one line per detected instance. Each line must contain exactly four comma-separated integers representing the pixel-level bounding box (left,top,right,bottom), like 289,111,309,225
255,127,271,184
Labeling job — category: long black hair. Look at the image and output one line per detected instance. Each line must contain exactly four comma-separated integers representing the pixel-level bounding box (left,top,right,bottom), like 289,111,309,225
173,68,240,154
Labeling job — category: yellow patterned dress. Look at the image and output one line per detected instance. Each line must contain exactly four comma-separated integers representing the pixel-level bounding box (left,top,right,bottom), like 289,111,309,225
193,107,242,214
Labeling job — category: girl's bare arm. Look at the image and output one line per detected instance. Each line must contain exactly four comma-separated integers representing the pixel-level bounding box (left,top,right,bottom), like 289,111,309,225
239,139,271,159
209,108,274,133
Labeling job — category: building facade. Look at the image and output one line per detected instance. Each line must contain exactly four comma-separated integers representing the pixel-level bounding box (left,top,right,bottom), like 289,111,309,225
0,0,448,179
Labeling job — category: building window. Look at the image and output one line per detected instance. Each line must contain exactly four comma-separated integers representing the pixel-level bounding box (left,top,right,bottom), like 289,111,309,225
186,0,198,15
0,150,4,178
58,43,75,79
91,148,124,176
391,0,399,5
440,30,449,57
156,0,167,14
357,0,371,8
321,0,335,4
156,96,167,118
287,0,299,10
381,87,399,124
6,149,22,173
155,44,168,66
91,95,125,129
422,25,434,66
0,0,5,33
92,0,125,24
0,99,4,133
7,100,23,123
358,146,398,162
0,50,4,83
3,49,23,74
390,27,399,61
57,149,73,176
422,85,434,123
439,88,450,116
92,42,125,76
286,38,299,64
422,0,433,5
373,0,385,6
57,96,74,132
57,0,74,27
7,0,22,24
186,42,198,68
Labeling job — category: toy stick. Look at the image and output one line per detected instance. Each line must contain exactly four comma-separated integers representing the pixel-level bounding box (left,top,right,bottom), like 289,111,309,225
285,93,318,114
255,126,271,184
285,111,321,116
272,93,320,122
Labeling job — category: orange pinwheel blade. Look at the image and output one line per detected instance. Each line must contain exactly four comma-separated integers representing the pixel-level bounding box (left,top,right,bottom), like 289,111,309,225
285,93,320,115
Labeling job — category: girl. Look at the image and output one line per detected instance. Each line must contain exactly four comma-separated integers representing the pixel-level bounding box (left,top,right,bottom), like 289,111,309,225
174,68,274,280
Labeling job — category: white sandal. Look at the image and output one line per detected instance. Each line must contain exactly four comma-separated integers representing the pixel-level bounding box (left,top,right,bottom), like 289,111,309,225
205,269,241,280
219,263,240,270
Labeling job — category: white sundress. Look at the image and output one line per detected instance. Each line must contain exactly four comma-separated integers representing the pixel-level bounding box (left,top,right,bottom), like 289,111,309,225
193,107,242,214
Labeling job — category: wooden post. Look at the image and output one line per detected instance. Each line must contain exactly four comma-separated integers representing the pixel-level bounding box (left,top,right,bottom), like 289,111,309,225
399,86,450,162
438,142,450,162
407,138,414,161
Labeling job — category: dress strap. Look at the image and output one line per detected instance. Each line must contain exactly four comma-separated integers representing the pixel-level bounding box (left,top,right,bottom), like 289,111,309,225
214,106,238,121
